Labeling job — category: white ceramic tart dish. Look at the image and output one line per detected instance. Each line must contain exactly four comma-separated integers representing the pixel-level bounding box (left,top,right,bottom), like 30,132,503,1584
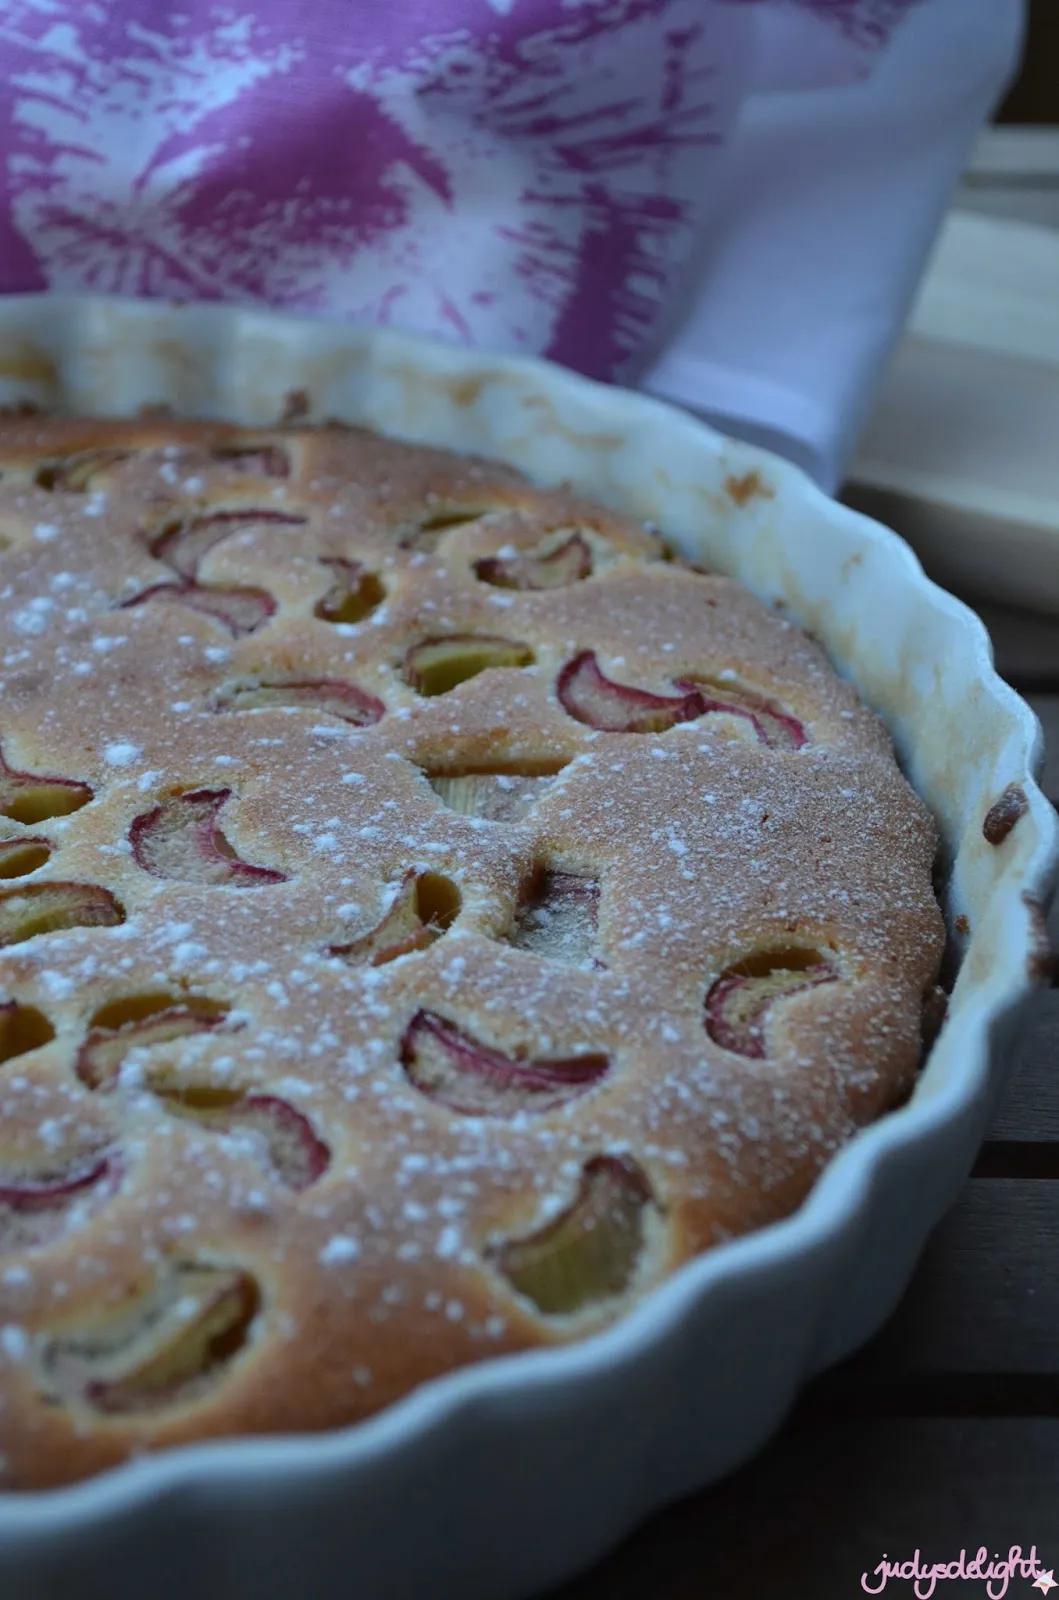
0,297,1054,1599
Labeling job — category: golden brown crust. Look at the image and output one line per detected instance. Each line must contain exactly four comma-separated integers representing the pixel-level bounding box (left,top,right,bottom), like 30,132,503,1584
0,419,943,1489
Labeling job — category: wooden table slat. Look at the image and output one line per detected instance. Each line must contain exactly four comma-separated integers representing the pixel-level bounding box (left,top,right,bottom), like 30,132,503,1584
987,989,1059,1142
554,1420,1059,1598
831,1180,1059,1379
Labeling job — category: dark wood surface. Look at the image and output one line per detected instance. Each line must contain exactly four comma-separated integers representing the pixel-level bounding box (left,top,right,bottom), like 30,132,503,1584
556,597,1059,1597
999,0,1059,126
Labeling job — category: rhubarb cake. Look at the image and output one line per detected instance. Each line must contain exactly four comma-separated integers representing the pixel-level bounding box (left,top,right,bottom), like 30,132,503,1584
0,417,944,1488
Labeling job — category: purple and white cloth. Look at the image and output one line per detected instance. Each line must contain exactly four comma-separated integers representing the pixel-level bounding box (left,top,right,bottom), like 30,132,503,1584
0,0,1021,485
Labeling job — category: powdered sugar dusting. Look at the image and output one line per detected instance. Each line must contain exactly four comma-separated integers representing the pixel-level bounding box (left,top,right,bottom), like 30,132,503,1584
0,416,942,1489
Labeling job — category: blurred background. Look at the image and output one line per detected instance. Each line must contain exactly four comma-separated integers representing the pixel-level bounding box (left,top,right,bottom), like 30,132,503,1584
999,0,1057,121
845,0,1059,615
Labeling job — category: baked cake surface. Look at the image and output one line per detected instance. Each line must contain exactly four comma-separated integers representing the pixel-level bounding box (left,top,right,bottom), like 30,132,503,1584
0,418,944,1488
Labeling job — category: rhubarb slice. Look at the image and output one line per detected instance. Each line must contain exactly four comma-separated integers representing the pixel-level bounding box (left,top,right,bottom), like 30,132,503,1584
557,653,806,746
427,760,566,823
76,994,233,1091
0,749,92,824
0,1001,55,1064
417,506,490,532
331,871,460,965
129,789,286,886
509,869,602,968
121,581,276,636
210,445,289,478
0,1152,113,1211
0,838,52,879
489,1156,653,1314
156,1087,329,1190
314,558,385,624
400,1010,608,1116
557,651,702,733
675,677,806,751
705,947,837,1058
0,883,124,948
400,505,491,550
0,1151,117,1250
150,508,307,580
42,1261,260,1415
474,531,591,591
403,635,534,697
35,450,130,491
213,676,384,727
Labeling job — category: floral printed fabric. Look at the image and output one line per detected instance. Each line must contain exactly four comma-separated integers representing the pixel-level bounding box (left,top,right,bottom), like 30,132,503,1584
0,0,922,380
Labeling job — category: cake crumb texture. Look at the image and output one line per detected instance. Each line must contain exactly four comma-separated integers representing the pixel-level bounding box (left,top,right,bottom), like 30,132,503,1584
0,419,943,1488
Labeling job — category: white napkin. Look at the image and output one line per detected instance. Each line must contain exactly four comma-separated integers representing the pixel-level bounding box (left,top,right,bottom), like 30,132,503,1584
0,0,1021,493
642,0,1024,490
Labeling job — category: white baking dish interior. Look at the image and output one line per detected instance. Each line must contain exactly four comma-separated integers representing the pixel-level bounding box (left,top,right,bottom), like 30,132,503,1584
0,297,1053,1600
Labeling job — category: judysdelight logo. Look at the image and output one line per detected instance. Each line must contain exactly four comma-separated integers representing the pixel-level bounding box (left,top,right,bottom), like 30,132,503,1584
860,1547,1056,1598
